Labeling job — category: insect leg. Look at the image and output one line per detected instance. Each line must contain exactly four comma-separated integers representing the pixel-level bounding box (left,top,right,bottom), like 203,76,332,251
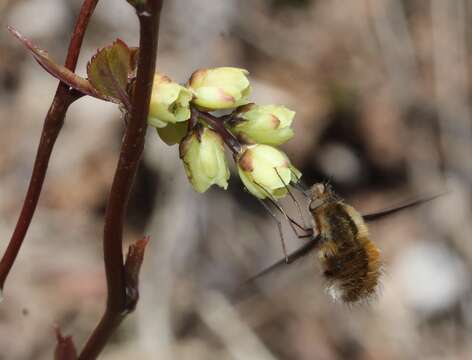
288,167,310,197
253,182,313,237
265,196,312,237
256,198,289,263
274,167,308,229
244,234,321,284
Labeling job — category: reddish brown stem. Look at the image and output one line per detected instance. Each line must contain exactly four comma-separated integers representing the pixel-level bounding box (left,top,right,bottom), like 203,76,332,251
65,1,99,71
78,1,163,359
0,0,99,292
192,106,243,154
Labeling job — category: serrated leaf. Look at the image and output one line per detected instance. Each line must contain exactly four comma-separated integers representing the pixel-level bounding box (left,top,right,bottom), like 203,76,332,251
8,26,100,100
87,39,134,110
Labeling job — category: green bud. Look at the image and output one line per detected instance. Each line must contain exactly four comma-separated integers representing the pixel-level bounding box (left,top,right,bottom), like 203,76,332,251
179,126,230,193
231,104,295,145
148,73,193,128
237,144,301,199
188,67,251,110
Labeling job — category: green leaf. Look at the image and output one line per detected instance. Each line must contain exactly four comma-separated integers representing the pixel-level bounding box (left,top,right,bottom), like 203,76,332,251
87,39,134,110
8,26,99,99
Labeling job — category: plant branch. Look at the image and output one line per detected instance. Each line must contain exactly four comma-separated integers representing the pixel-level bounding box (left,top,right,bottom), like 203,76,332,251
0,0,99,293
192,106,243,154
78,1,163,358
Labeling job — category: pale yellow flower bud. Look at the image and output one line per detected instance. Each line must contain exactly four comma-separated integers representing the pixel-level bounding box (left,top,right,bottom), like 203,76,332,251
188,67,251,110
148,73,193,128
179,126,230,193
231,104,295,145
237,144,301,199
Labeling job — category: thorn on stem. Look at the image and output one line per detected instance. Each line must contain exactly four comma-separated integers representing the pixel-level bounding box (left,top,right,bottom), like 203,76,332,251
54,325,77,360
123,235,149,312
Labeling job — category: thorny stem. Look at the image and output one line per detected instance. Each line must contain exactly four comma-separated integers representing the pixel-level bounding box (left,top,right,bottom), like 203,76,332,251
0,0,99,292
192,106,243,154
78,1,163,359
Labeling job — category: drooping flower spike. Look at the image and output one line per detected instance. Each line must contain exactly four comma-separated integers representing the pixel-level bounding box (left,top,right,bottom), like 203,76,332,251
147,66,300,198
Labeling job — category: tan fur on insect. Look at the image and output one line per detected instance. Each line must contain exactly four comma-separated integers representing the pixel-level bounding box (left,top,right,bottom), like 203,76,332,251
309,184,382,303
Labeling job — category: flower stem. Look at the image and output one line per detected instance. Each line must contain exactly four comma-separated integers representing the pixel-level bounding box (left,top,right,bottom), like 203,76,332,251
192,106,242,154
78,1,163,358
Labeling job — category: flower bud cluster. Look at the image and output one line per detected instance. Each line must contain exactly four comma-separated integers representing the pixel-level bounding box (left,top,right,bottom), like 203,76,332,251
147,67,300,199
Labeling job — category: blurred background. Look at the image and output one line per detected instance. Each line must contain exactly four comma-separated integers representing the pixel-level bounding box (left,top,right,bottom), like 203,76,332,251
0,0,471,359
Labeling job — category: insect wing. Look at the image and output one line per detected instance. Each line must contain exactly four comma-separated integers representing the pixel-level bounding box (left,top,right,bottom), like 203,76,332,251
245,235,320,284
363,193,445,222
245,192,445,284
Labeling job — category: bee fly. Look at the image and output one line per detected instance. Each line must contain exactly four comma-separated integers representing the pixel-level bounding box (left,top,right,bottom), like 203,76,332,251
249,178,444,304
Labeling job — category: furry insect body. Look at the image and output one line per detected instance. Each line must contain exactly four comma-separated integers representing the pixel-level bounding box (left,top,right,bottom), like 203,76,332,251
245,182,444,304
310,184,382,303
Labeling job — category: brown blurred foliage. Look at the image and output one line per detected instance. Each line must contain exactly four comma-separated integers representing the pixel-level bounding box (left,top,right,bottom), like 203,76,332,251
1,0,472,359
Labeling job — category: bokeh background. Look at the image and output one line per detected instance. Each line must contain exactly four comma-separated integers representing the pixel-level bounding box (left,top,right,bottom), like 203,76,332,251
0,0,471,359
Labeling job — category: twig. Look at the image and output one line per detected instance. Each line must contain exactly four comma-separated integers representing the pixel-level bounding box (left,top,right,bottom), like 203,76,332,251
0,0,99,293
78,1,163,358
192,106,242,154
